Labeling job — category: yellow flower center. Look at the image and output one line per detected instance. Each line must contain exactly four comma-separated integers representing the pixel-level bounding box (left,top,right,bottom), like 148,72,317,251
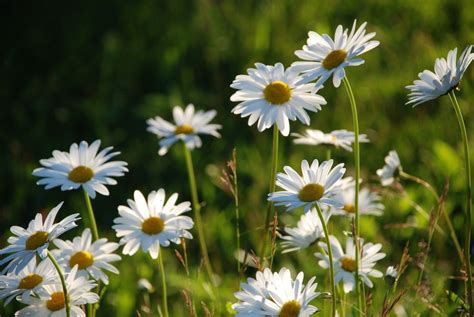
322,49,347,70
175,124,194,135
343,204,355,214
25,231,49,250
141,217,165,235
279,300,301,317
298,183,325,202
46,292,66,311
340,256,357,272
68,165,94,183
69,251,94,269
19,274,43,289
263,81,292,105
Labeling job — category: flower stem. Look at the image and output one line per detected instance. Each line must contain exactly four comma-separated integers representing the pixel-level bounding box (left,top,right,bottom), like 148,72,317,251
342,76,362,314
182,142,217,287
47,251,70,317
82,188,99,241
260,125,279,266
448,91,472,313
315,204,336,317
158,252,169,317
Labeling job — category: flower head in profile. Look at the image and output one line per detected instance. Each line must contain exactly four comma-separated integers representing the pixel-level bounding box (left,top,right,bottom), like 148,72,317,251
268,159,346,212
406,45,474,107
293,129,369,152
293,20,379,88
113,189,194,259
280,208,330,253
230,62,327,136
0,258,57,305
0,203,80,274
330,179,384,217
33,140,128,199
315,236,385,293
147,104,221,156
376,150,402,186
15,266,98,317
232,267,320,316
53,228,121,285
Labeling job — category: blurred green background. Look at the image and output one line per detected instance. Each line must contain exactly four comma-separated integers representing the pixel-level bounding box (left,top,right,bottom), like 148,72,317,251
1,0,474,315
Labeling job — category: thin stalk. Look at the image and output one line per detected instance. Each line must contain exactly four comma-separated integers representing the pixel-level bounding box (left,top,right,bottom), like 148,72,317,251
182,143,216,287
342,76,362,315
260,125,279,265
82,189,99,241
449,91,472,314
231,150,241,273
158,252,169,317
47,251,70,317
315,204,336,317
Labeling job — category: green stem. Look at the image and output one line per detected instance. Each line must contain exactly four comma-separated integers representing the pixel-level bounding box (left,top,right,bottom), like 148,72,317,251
448,91,472,314
260,125,279,266
315,204,336,317
47,251,70,317
342,76,362,315
82,188,99,241
182,143,216,287
232,150,241,274
158,252,169,317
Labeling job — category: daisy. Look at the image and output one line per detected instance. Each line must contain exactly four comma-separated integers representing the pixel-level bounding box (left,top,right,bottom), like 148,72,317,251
52,228,121,285
292,129,369,152
280,208,331,253
147,104,221,156
376,150,402,186
385,265,398,285
113,189,194,259
406,45,474,107
230,62,327,136
268,159,346,212
330,179,384,217
293,20,379,88
0,202,80,274
315,236,385,293
0,258,57,305
233,267,320,316
15,266,98,317
33,140,128,199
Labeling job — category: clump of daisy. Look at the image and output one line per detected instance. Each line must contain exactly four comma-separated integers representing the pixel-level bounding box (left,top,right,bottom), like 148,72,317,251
113,189,194,259
232,267,320,316
406,45,473,107
293,20,379,88
147,104,221,156
315,236,385,293
33,140,128,199
268,159,346,212
0,258,57,305
330,179,384,217
16,266,98,317
0,202,80,274
280,208,330,253
292,129,369,152
52,228,121,285
230,62,327,136
376,150,402,186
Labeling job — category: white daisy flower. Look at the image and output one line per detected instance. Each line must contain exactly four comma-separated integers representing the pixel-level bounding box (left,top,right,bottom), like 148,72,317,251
52,228,121,285
15,266,99,317
293,20,379,88
406,45,474,107
385,266,398,279
268,159,346,212
230,62,327,136
0,258,57,305
113,189,194,259
33,140,128,199
376,150,402,186
147,104,221,156
280,208,331,253
315,236,385,293
330,180,384,217
292,129,369,152
0,203,80,274
233,267,320,316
